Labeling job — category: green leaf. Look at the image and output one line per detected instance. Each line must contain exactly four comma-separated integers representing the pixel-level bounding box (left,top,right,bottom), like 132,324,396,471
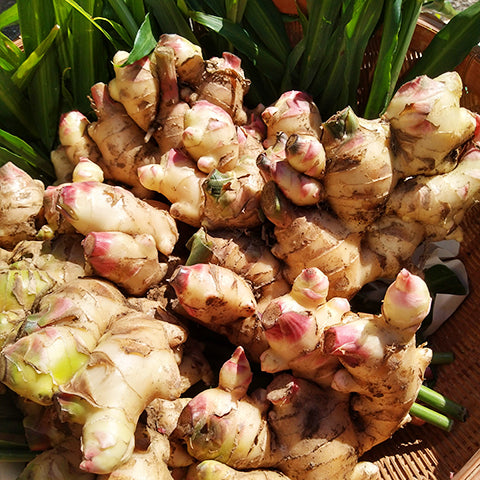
61,0,124,49
424,264,468,296
0,68,39,139
0,3,19,31
0,31,25,71
225,0,248,23
364,0,422,118
342,0,384,110
243,0,291,63
11,24,61,90
17,0,61,150
363,0,403,118
125,13,157,64
68,0,113,113
145,0,198,44
404,1,480,81
107,0,139,42
0,128,55,177
125,0,146,26
186,10,285,82
299,0,343,91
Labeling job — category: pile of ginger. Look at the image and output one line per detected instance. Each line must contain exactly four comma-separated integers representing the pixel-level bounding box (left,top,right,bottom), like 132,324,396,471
0,32,479,479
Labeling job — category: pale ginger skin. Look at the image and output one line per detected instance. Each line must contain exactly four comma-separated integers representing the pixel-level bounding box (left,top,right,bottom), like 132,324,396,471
326,269,433,453
284,132,326,178
155,34,205,87
57,110,102,168
169,263,268,361
174,269,431,480
365,114,480,277
150,45,190,153
257,133,325,206
97,426,174,480
260,268,351,386
261,90,322,147
0,162,45,249
174,347,379,480
138,148,207,227
321,107,396,232
186,460,292,479
54,181,179,256
0,234,91,322
182,100,239,174
146,397,196,469
194,52,251,125
82,231,168,296
384,71,476,176
88,82,162,190
138,125,265,229
17,437,96,480
185,228,290,311
260,181,383,298
108,51,159,134
72,157,105,183
170,263,257,326
0,278,130,405
384,113,480,241
175,348,280,470
200,155,265,230
56,311,184,474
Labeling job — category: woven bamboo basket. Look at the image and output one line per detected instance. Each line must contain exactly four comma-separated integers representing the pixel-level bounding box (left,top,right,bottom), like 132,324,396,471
356,13,480,480
286,10,480,480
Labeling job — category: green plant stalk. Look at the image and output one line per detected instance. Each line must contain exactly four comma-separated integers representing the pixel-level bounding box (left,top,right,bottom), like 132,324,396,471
363,0,402,118
225,0,247,24
0,68,39,140
388,0,422,92
11,24,61,90
417,385,468,422
0,128,54,174
125,0,146,26
147,0,198,44
317,0,383,117
183,9,285,83
243,0,291,63
17,0,61,152
0,2,18,30
299,0,342,91
404,1,480,81
364,0,423,118
0,32,25,71
410,402,454,431
431,351,455,365
70,0,111,114
342,0,385,111
107,0,139,42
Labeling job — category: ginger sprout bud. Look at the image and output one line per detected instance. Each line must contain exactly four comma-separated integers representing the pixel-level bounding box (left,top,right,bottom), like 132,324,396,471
219,347,252,399
382,269,432,332
291,268,329,308
72,158,104,183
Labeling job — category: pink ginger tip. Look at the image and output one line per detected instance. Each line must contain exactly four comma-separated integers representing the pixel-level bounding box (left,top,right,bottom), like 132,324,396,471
265,311,312,344
324,322,370,367
219,347,252,395
383,269,431,330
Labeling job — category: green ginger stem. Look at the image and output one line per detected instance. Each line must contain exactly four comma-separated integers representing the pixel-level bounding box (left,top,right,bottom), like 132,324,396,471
417,385,468,422
410,403,454,432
